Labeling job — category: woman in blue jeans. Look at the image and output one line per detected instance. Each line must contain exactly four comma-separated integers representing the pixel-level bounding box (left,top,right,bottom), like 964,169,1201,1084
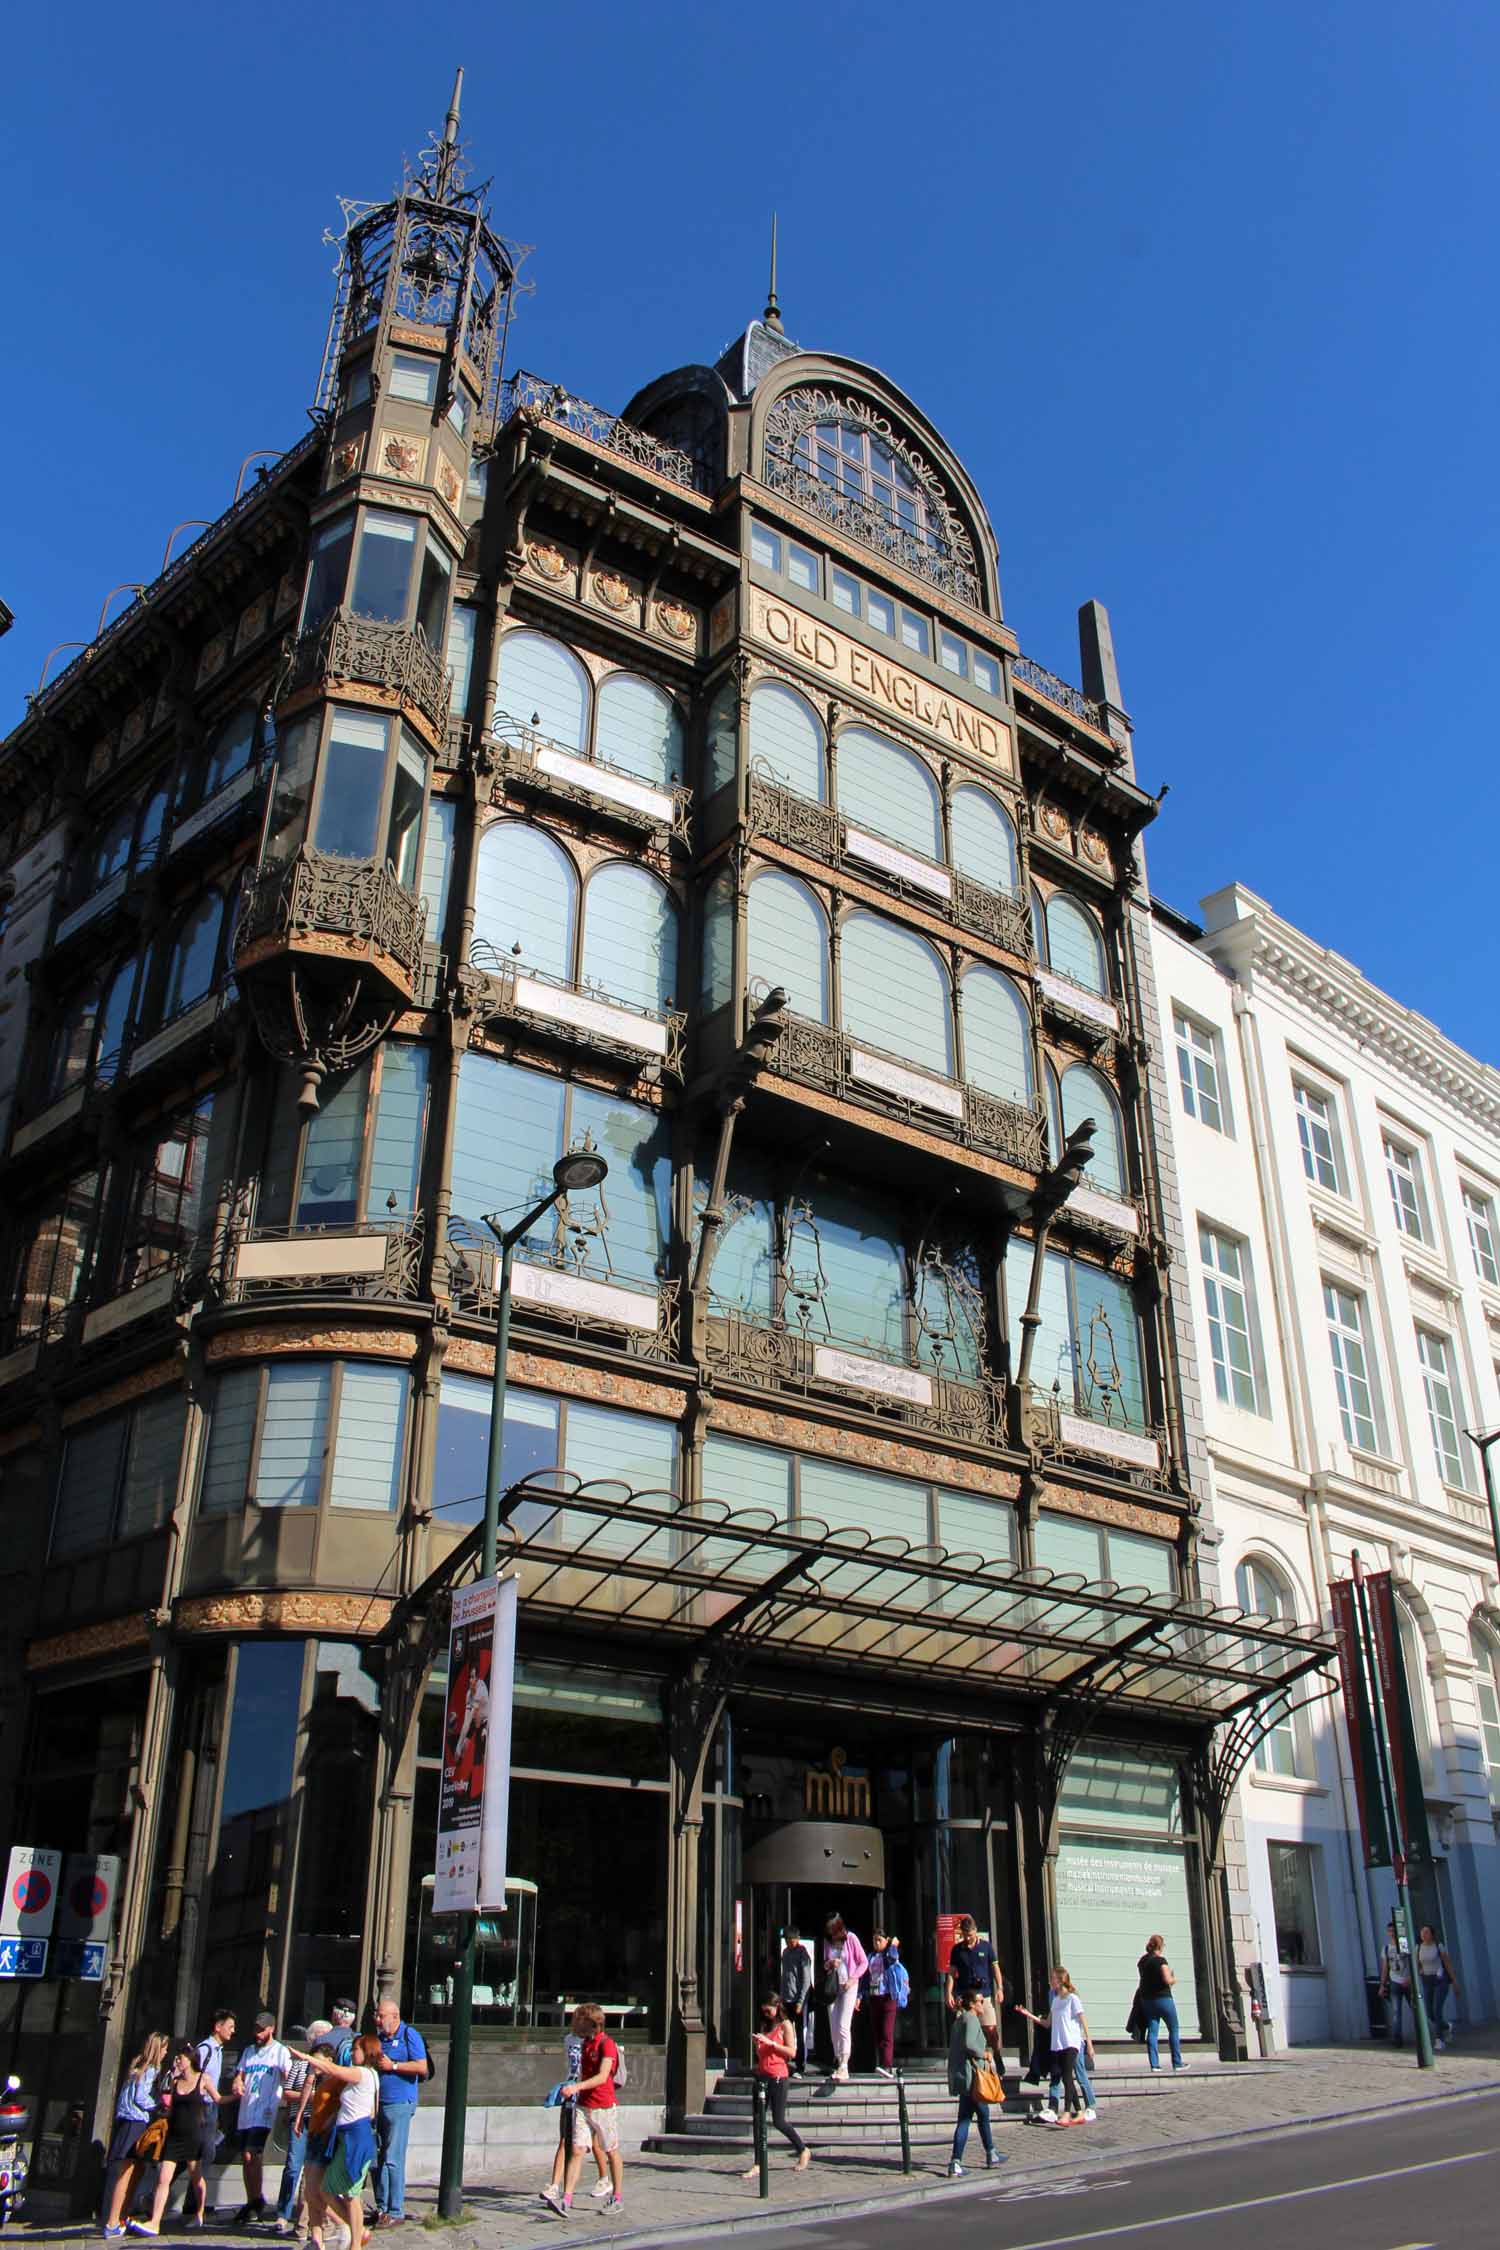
1136,1935,1184,2071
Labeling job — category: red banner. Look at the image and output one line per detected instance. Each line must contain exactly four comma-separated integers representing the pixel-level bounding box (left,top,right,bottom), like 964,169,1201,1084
1329,1576,1389,1867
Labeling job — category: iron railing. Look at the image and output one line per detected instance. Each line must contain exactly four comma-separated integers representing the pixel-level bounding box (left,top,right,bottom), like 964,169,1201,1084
766,1009,1049,1173
235,846,427,983
467,942,686,1077
747,771,1032,957
286,606,452,738
703,1304,1005,1445
761,456,982,608
1011,655,1106,734
477,712,692,842
205,1214,426,1307
443,1222,680,1364
497,370,712,496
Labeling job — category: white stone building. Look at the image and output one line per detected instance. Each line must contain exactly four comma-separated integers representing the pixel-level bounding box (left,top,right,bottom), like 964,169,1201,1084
1151,883,1500,2042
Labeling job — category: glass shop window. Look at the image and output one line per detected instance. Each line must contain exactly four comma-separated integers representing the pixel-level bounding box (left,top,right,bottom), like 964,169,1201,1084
1267,1841,1322,1968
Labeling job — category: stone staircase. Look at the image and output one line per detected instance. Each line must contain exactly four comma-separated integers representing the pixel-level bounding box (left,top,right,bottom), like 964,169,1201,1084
643,2050,1279,2158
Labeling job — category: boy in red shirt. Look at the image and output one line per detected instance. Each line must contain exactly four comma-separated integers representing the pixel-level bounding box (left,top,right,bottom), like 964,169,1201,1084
545,2004,623,2216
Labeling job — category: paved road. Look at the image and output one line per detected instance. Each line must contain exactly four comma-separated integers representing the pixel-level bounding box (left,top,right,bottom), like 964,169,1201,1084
669,2087,1500,2250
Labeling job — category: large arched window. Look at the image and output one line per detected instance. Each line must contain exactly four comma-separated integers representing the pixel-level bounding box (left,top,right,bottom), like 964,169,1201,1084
94,956,137,1077
83,806,135,900
747,682,825,800
162,894,226,1020
1396,1598,1440,1791
473,822,577,982
835,726,942,861
137,784,170,865
840,911,953,1077
1470,1624,1500,1807
495,629,589,750
785,1181,906,1363
1043,892,1109,995
581,862,678,1016
747,870,829,1023
960,965,1032,1105
1058,1063,1126,1196
595,674,684,788
1234,1557,1307,1776
950,784,1019,895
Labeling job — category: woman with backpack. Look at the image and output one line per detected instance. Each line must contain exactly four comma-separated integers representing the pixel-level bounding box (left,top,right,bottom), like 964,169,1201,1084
861,1932,908,2078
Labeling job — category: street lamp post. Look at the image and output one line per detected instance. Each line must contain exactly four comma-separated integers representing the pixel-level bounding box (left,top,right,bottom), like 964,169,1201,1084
435,1146,608,2219
1464,1427,1500,1582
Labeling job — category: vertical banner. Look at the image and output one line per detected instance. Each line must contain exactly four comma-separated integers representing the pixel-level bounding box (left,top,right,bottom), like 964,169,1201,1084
1363,1571,1434,1874
1329,1578,1389,1867
433,1575,517,1914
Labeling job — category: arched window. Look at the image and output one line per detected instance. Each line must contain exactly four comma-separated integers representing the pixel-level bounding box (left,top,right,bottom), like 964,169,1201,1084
1396,1598,1440,1790
495,629,589,751
840,911,953,1077
137,784,170,864
747,871,829,1023
704,677,738,797
163,894,225,1020
1235,1557,1306,1776
595,674,684,788
960,965,1032,1105
582,862,678,1015
835,726,942,861
747,682,825,800
90,807,135,889
472,822,577,983
1058,1063,1126,1196
1045,893,1108,995
203,702,261,797
950,784,1019,895
94,956,137,1077
786,1180,906,1362
1470,1624,1500,1806
700,867,734,1014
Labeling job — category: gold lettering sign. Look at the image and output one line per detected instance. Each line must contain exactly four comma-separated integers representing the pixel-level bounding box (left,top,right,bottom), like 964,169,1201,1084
748,589,1014,777
803,1746,873,1820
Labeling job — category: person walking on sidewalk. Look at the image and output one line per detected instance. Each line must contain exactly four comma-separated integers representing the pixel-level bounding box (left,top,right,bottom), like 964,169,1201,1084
821,1914,868,2083
946,1990,1006,2179
1018,1970,1097,2125
127,2042,214,2237
230,2011,293,2224
372,1996,428,2225
1136,1934,1184,2072
944,1914,1004,2063
546,2002,624,2217
779,1928,813,2075
102,2031,169,2234
543,2009,609,2211
741,1997,812,2177
1416,1925,1461,2051
1379,1921,1415,2049
862,1931,903,2079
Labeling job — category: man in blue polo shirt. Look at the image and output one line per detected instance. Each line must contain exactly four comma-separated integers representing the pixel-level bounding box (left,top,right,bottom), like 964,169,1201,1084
372,1996,428,2226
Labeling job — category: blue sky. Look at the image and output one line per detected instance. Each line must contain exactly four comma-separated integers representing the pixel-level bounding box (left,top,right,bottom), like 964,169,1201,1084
3,1,1495,1056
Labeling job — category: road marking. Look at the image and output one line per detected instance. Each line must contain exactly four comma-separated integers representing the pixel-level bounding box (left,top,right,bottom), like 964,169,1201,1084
985,2145,1497,2249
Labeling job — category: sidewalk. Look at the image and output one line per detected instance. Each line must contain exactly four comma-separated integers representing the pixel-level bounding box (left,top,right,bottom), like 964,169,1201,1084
22,2038,1500,2250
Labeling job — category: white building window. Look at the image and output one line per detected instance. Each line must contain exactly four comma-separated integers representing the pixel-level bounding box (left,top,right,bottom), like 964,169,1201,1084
1323,1281,1384,1453
1294,1080,1345,1195
1234,1559,1304,1775
1174,1011,1225,1132
1462,1185,1499,1287
1266,1841,1322,1967
1471,1627,1500,1807
1383,1134,1431,1244
1415,1327,1471,1490
1200,1224,1262,1412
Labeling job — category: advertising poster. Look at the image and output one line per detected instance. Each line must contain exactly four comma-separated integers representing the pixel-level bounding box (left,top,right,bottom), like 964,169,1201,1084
934,1913,962,1976
1329,1576,1390,1868
433,1574,517,1914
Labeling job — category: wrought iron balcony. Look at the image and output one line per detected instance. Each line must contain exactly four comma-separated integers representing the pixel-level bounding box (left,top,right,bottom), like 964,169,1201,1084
760,455,982,609
765,1009,1049,1174
204,1213,426,1307
1012,654,1106,735
704,1303,1005,1446
235,846,427,993
443,1221,680,1364
747,771,1032,959
286,606,452,739
497,369,713,496
1020,1378,1172,1495
467,941,686,1077
473,713,691,843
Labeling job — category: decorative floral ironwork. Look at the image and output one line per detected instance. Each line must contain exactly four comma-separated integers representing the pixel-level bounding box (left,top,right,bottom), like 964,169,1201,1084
287,606,451,739
764,1009,1048,1172
951,872,1034,957
207,1216,427,1307
1012,654,1106,734
703,1307,1004,1443
444,1224,680,1364
467,940,686,1078
236,847,428,981
762,386,982,608
473,713,691,842
497,370,711,495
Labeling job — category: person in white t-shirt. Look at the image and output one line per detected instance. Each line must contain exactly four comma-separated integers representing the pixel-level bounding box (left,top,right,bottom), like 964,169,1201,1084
1017,1968,1092,2124
290,2034,382,2250
230,2012,293,2223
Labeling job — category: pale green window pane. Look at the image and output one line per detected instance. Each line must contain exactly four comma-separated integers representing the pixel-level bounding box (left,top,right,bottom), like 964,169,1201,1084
329,1364,408,1511
949,785,1018,893
700,868,734,1013
367,1042,429,1218
473,821,577,980
962,965,1032,1105
595,673,684,788
1035,1514,1104,1579
840,911,953,1076
800,1456,927,1548
794,1183,904,1359
1005,1239,1071,1400
1047,896,1107,993
581,862,677,1014
701,1435,793,1519
835,725,942,860
1061,1065,1124,1195
296,1064,368,1228
1108,1529,1176,1595
748,682,824,799
567,1085,672,1289
565,1401,676,1489
1073,1265,1145,1428
118,1392,187,1540
936,1490,1015,1567
705,678,739,796
450,1054,564,1241
200,1367,260,1515
419,796,455,937
253,1364,331,1508
747,870,828,1022
496,629,589,749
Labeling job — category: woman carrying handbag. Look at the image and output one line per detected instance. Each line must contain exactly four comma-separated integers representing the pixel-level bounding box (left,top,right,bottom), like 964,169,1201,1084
102,2034,169,2235
946,1990,1007,2179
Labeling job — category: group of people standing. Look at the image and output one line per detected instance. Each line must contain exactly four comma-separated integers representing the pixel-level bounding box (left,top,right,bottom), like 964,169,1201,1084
101,1999,428,2240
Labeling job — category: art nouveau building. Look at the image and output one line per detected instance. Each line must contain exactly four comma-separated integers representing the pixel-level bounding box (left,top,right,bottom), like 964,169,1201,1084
1152,887,1500,2041
0,96,1328,2180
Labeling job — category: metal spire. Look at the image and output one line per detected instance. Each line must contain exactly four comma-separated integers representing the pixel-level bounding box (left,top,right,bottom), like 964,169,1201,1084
434,65,464,198
763,212,783,333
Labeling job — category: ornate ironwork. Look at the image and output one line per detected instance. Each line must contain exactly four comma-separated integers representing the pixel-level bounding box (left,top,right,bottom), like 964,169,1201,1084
476,713,691,842
443,1223,680,1364
207,1215,427,1307
747,770,1031,957
1198,1679,1340,1864
286,607,452,739
1023,1378,1175,1495
467,941,686,1078
498,370,711,495
764,1008,1048,1171
236,847,427,981
1012,654,1106,734
702,1306,1005,1443
762,387,982,608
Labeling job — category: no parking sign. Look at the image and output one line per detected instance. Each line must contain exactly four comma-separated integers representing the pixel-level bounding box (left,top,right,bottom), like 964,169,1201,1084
1,1847,61,1940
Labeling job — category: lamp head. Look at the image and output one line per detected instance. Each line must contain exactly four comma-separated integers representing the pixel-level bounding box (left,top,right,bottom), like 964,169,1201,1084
553,1148,607,1194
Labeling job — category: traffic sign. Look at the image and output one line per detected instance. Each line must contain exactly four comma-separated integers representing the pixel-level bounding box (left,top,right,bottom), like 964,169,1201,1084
1,1848,61,1939
54,1938,106,1981
57,1854,120,1945
0,1936,48,1978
